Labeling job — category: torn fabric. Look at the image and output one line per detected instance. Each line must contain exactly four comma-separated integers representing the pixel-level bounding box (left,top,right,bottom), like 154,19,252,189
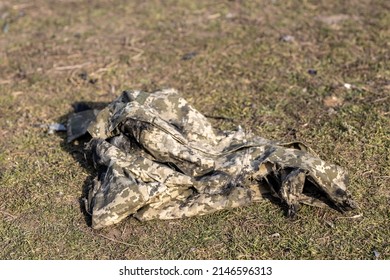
68,88,357,229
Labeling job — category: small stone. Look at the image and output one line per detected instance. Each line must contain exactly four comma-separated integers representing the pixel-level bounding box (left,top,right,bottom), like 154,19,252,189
344,83,352,89
280,35,295,42
182,52,198,61
225,12,235,19
373,250,380,260
327,108,337,115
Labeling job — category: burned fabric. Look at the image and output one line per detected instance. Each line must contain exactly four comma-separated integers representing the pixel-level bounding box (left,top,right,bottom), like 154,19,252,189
68,88,357,229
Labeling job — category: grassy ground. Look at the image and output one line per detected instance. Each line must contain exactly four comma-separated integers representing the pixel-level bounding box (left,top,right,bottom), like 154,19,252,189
0,0,389,259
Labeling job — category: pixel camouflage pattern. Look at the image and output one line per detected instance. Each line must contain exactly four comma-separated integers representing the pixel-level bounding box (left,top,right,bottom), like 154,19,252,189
68,89,356,229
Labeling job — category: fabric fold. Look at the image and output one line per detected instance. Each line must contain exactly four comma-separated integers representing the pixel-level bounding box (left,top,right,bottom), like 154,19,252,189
68,88,356,229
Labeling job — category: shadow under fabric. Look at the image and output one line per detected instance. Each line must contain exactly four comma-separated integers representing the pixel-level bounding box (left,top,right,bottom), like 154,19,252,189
67,88,357,229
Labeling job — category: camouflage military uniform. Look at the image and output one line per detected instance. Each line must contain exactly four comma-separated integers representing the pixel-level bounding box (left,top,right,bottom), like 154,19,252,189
68,89,356,229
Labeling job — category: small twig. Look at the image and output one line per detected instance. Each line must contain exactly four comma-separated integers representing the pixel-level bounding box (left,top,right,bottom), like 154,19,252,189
77,223,137,247
93,67,110,74
131,50,144,60
96,233,138,247
204,114,234,121
335,213,363,220
128,46,144,53
361,170,374,176
12,3,34,9
90,60,119,75
54,62,90,71
373,96,389,103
